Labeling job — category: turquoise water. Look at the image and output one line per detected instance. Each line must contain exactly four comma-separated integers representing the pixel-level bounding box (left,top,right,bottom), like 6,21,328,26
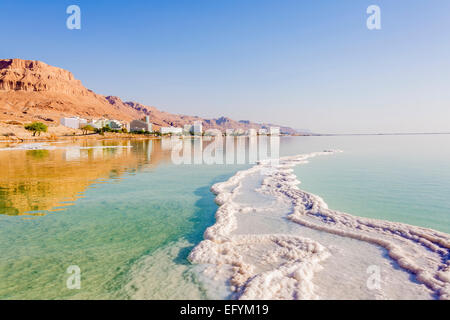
0,139,249,299
0,135,449,299
288,135,450,233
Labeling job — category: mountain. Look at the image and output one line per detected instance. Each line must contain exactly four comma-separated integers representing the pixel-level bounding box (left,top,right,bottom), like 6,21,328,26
0,59,304,134
0,59,142,123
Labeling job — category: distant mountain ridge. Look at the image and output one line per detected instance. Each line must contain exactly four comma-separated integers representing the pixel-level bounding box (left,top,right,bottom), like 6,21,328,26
0,59,304,134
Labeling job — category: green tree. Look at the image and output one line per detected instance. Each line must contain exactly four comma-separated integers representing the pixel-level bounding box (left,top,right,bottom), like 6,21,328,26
102,124,112,132
24,122,48,136
81,124,95,135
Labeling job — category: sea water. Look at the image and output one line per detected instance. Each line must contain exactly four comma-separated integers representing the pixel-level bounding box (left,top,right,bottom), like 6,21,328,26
286,135,450,234
0,135,449,299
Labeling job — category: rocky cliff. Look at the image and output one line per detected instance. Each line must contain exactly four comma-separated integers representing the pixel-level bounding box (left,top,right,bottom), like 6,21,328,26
0,59,86,95
0,59,300,133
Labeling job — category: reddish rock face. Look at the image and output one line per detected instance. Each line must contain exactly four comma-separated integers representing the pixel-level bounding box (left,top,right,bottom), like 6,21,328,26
0,59,297,134
0,59,80,93
0,59,144,123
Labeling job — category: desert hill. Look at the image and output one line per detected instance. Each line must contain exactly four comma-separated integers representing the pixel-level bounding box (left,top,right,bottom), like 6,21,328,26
0,59,300,134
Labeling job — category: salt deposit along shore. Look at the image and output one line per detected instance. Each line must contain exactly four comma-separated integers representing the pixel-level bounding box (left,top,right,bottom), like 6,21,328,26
188,151,450,300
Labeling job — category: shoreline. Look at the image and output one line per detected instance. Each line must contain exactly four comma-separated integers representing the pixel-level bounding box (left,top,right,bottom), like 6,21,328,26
0,121,166,144
0,132,161,144
189,151,450,300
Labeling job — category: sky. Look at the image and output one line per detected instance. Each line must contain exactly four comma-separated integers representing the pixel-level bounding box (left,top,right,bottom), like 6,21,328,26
0,0,449,134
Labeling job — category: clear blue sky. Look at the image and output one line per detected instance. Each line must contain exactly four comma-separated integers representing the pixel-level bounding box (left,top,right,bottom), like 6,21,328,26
1,0,449,133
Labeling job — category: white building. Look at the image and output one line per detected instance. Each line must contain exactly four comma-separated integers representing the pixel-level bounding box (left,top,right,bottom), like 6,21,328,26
247,129,257,136
160,126,183,135
225,129,235,136
107,119,124,130
193,121,203,135
269,127,280,136
79,118,88,128
233,128,245,136
130,116,152,132
88,119,107,129
183,124,193,135
183,121,203,135
60,117,87,129
258,128,268,135
61,117,130,130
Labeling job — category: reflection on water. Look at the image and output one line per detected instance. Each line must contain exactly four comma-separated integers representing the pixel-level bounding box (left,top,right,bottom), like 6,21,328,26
0,139,171,216
0,137,278,217
1,135,449,299
0,136,256,300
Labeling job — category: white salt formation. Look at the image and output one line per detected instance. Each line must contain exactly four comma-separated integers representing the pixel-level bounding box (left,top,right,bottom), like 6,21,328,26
189,151,450,300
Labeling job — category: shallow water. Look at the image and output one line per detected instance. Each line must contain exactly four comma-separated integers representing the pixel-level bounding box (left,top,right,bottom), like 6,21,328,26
288,135,450,233
0,135,449,299
0,138,249,299
189,152,444,299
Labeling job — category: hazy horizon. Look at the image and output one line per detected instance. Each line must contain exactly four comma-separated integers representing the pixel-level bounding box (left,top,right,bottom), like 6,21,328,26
1,0,449,134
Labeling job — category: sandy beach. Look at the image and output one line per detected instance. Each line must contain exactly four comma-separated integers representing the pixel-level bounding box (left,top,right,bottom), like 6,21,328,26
0,121,160,143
